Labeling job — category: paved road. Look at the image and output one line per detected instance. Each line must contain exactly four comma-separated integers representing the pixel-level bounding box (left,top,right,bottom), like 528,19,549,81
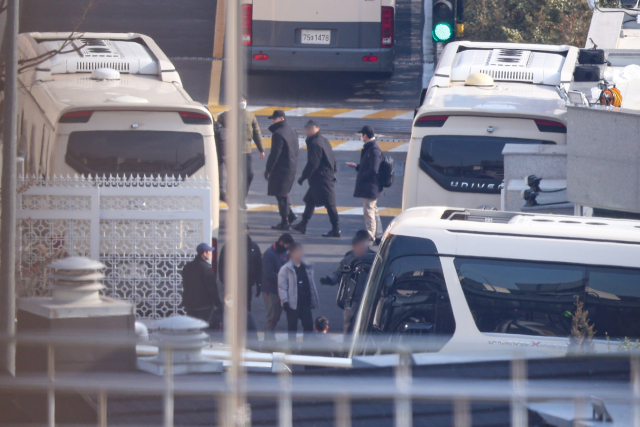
20,0,425,110
219,147,405,335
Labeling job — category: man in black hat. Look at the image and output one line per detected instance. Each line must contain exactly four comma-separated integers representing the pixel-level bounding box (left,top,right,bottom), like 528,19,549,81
291,120,341,237
347,125,384,244
264,110,299,230
181,242,223,323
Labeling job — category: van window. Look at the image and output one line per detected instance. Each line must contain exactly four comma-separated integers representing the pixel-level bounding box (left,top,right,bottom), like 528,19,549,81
357,235,454,351
587,267,640,339
420,136,554,193
66,131,205,178
455,258,640,339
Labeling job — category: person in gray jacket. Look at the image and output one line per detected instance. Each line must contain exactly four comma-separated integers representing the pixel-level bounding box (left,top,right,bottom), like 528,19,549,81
278,243,319,342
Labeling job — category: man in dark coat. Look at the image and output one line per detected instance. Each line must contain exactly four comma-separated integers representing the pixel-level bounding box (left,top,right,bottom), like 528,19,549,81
261,233,295,341
291,120,341,238
264,110,299,230
214,120,227,202
181,243,223,323
347,125,384,244
218,230,263,311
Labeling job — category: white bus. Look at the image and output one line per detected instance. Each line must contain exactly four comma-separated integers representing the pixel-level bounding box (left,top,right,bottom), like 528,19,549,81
403,42,578,210
13,32,219,267
351,207,640,357
242,0,395,74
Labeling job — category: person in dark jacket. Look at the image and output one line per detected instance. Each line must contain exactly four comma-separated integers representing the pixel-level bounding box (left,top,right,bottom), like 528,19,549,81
291,120,341,238
181,242,223,323
217,94,265,207
348,125,384,244
218,230,263,311
261,233,295,340
214,120,227,202
264,110,299,230
320,230,374,333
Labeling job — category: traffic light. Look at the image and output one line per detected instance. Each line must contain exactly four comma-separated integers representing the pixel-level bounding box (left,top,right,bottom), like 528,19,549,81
432,0,455,43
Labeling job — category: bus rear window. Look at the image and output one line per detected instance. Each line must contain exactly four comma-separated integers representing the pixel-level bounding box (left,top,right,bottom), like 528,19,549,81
66,131,205,178
420,136,554,193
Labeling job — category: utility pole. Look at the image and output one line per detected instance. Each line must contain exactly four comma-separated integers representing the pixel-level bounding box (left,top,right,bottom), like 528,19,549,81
0,0,19,376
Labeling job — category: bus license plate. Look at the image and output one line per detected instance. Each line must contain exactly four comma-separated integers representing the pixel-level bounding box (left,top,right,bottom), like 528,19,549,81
301,30,331,45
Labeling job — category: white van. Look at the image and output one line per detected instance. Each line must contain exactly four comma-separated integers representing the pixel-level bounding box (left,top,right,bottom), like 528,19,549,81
14,32,218,230
351,207,640,357
242,0,395,74
403,42,578,211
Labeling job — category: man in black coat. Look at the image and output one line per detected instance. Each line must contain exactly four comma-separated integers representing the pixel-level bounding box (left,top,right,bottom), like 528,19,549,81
181,243,223,323
264,110,299,230
218,231,263,311
291,120,341,238
347,125,384,244
214,120,227,202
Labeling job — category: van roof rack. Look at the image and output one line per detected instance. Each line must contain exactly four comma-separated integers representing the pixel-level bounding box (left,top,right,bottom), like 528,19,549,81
444,209,524,224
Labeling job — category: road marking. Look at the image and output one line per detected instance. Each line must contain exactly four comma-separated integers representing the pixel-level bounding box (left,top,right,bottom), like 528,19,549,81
392,111,415,120
208,105,413,120
333,109,380,118
363,109,413,119
305,108,355,117
219,203,401,217
332,140,364,151
388,143,410,152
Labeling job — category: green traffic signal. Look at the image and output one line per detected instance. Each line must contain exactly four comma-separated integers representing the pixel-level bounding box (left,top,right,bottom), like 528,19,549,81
432,22,454,42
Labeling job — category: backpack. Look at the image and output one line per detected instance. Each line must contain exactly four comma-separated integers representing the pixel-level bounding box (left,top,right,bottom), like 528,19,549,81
378,156,394,188
336,253,376,310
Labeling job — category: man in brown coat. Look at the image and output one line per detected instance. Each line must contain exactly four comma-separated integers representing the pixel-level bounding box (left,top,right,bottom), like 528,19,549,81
217,93,265,207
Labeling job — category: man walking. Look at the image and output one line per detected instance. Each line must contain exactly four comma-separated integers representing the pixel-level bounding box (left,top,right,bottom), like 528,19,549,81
217,93,265,206
291,120,340,237
347,125,384,244
264,110,299,230
261,233,295,340
218,229,263,311
181,243,222,323
278,243,319,342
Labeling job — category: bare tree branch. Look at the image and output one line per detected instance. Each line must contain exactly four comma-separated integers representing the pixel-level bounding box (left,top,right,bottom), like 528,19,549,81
3,0,107,78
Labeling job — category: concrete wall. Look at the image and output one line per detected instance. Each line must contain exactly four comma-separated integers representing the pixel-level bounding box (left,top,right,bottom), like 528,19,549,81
567,105,640,213
503,144,568,212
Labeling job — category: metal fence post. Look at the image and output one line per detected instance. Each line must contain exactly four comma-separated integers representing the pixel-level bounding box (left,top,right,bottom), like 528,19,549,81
0,0,20,376
510,357,527,427
632,355,640,427
47,344,55,427
223,0,249,426
395,349,412,427
273,352,292,427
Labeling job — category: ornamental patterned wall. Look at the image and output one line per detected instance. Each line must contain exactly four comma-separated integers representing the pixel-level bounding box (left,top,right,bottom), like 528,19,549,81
16,175,212,318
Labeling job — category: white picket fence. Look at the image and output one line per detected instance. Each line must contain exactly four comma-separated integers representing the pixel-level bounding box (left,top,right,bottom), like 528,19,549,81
16,175,212,319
